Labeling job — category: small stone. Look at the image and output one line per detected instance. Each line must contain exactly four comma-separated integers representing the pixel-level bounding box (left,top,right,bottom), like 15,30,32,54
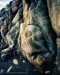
7,66,13,73
13,59,18,65
45,71,50,74
23,60,25,63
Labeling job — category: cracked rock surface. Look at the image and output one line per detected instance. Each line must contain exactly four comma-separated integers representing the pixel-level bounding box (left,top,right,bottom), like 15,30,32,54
0,0,60,75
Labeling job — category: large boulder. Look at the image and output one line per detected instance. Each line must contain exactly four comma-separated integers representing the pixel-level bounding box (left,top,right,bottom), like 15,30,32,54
0,0,59,75
18,0,57,74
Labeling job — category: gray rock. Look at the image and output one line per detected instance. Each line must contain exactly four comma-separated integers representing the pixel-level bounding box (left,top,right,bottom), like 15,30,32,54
0,15,6,23
0,0,59,75
0,8,5,16
11,0,21,13
6,21,19,45
1,25,8,44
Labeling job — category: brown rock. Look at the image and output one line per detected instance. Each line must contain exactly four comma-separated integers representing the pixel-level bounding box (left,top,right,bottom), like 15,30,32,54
13,59,18,65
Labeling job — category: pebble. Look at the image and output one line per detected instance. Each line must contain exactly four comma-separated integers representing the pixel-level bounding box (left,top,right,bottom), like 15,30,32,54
23,60,25,63
7,66,13,73
45,71,50,74
13,59,18,65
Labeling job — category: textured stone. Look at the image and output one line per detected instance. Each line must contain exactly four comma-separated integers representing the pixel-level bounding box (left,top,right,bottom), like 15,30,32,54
0,8,5,16
1,46,13,61
11,0,21,13
19,0,56,74
46,0,60,37
6,21,19,45
1,25,8,44
12,7,23,25
0,15,6,21
0,0,59,75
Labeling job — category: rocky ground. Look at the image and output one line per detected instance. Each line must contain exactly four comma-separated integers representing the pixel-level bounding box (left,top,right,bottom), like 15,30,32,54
0,53,41,75
0,0,60,75
0,0,42,75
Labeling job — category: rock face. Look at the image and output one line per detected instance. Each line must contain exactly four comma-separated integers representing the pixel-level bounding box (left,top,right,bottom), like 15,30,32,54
0,0,60,75
47,0,60,36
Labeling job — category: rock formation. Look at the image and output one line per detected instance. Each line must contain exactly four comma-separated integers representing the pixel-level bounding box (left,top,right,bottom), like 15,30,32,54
0,0,60,75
